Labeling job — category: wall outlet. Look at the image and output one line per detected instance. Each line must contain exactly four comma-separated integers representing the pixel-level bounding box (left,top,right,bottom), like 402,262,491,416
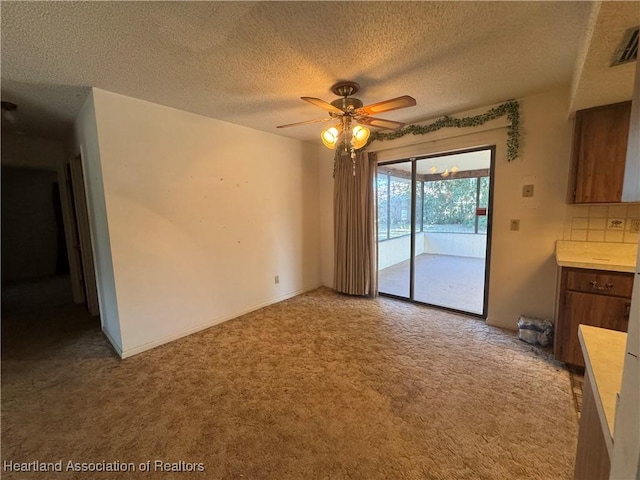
630,219,640,234
274,275,280,284
510,219,520,231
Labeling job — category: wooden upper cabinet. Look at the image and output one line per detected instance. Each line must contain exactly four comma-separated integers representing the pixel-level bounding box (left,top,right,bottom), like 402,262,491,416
570,101,632,204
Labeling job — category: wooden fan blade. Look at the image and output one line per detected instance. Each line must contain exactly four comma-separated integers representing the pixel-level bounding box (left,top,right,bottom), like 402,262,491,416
276,118,332,128
357,117,405,130
358,95,416,115
301,97,344,114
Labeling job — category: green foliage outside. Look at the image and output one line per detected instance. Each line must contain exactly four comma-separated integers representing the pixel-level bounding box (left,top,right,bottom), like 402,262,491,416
423,178,475,231
423,177,489,233
377,175,412,239
377,174,489,240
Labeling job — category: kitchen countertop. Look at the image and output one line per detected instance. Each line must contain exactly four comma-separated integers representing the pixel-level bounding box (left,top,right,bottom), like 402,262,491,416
556,240,638,272
578,324,627,456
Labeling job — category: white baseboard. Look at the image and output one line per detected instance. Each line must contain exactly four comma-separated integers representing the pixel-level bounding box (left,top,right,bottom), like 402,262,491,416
118,287,313,359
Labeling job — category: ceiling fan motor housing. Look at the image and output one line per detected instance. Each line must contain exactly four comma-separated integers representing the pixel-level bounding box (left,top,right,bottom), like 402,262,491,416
331,97,363,112
331,81,360,97
276,80,414,131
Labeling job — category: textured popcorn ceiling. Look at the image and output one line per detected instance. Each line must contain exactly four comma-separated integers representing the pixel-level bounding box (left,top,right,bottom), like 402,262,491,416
0,1,635,143
570,1,639,113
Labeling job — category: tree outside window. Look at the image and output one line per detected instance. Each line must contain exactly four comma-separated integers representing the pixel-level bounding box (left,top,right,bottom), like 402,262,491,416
377,171,489,240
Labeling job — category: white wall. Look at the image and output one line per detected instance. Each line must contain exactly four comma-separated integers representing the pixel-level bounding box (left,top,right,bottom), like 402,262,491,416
73,92,123,353
85,88,322,357
424,233,486,258
317,88,573,330
485,89,572,329
377,233,425,270
378,232,485,271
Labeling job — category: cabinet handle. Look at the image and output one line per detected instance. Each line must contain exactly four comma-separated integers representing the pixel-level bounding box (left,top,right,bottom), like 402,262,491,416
589,281,614,291
625,303,631,319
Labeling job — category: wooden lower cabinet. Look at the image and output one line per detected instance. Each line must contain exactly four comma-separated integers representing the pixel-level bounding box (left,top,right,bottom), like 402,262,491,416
554,268,632,367
574,373,610,479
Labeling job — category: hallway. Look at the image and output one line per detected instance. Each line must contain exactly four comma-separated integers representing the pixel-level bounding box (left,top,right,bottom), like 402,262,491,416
1,275,108,391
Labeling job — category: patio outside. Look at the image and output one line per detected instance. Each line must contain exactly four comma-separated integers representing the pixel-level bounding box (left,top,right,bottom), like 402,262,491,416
377,150,491,316
378,251,486,315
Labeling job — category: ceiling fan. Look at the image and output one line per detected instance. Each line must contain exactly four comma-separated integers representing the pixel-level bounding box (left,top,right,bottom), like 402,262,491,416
277,81,416,151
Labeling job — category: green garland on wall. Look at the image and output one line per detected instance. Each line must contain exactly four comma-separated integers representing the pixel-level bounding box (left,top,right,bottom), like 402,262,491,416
364,99,520,160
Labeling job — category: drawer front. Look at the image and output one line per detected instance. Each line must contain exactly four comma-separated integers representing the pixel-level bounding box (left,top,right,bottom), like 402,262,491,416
565,269,634,297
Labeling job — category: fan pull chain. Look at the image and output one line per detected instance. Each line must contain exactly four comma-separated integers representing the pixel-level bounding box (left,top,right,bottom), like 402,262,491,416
351,149,356,176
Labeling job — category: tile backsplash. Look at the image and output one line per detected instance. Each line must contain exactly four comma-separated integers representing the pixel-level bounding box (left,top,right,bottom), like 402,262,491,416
564,204,640,244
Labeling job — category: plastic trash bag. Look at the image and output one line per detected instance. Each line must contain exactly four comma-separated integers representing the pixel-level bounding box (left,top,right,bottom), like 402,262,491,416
517,316,553,347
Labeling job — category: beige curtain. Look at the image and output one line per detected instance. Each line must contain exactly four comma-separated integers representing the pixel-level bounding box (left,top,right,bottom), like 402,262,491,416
334,150,378,297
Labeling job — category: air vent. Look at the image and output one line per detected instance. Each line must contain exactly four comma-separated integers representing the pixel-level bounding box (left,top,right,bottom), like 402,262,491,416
611,26,638,67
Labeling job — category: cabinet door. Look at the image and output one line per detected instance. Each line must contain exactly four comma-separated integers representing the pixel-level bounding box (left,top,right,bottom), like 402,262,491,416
572,102,631,203
557,292,630,367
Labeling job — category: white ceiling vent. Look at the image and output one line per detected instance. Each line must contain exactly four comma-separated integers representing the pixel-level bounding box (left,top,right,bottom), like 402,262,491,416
611,26,638,67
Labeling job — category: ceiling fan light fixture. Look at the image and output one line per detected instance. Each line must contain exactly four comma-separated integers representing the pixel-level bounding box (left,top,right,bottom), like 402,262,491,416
321,126,341,149
351,125,370,149
278,81,416,156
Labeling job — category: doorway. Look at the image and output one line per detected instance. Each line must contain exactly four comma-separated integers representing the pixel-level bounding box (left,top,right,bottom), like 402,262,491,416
64,154,100,317
1,166,70,288
376,147,495,317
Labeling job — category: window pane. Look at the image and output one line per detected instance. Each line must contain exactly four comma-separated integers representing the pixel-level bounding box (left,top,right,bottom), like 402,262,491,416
477,176,490,234
389,176,411,238
416,181,423,232
423,178,476,233
376,174,389,241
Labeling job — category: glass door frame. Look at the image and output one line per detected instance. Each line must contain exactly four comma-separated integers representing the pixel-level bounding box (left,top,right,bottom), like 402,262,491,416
376,145,496,319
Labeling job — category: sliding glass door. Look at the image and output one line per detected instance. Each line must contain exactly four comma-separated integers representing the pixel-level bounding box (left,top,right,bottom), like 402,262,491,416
377,147,494,317
376,160,412,298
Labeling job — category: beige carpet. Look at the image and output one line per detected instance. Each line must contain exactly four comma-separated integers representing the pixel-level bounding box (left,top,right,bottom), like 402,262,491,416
2,283,578,479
